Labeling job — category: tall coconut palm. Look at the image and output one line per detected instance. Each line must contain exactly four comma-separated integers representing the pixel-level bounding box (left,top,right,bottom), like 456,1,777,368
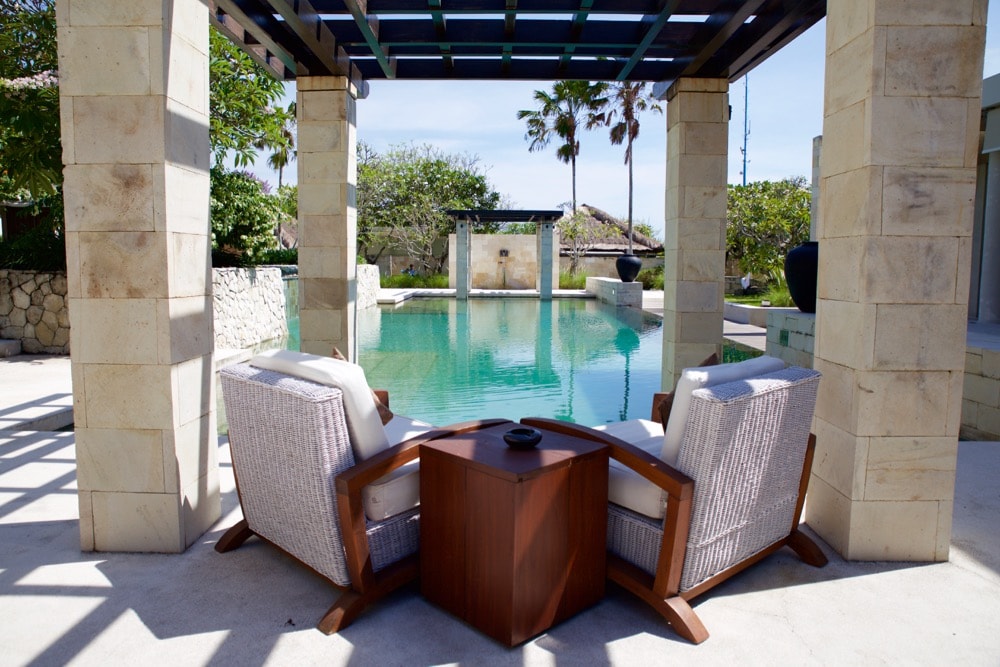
597,82,661,253
267,101,296,187
516,80,607,211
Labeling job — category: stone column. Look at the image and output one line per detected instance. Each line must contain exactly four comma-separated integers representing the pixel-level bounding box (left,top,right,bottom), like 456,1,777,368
977,150,1000,321
456,219,470,299
661,78,729,389
57,0,219,551
808,1,986,561
297,77,358,358
811,136,823,241
536,221,555,299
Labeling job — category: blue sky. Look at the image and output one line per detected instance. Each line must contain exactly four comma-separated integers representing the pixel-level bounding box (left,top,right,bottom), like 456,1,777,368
257,8,1000,239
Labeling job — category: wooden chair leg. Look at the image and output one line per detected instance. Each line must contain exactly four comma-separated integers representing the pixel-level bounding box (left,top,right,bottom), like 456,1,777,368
215,519,254,553
317,557,419,634
317,589,365,634
663,596,710,644
787,529,828,567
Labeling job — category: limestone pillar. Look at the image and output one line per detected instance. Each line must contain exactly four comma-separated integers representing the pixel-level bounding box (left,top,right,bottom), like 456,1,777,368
297,77,358,357
57,0,219,551
808,1,986,561
456,219,470,299
811,136,822,241
661,78,729,389
536,221,555,299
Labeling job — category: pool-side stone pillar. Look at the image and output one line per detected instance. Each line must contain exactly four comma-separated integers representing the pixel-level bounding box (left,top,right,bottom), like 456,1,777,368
456,219,471,299
661,78,729,390
56,0,220,552
536,221,556,299
297,77,358,358
808,1,985,561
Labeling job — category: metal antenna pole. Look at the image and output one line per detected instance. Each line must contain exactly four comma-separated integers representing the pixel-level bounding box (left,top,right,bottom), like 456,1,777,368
742,75,749,186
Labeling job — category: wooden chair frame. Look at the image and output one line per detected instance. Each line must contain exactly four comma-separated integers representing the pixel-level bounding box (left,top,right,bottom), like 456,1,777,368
521,416,827,644
216,403,509,634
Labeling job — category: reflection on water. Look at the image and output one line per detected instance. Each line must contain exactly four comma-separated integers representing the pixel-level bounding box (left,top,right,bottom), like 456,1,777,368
355,298,663,426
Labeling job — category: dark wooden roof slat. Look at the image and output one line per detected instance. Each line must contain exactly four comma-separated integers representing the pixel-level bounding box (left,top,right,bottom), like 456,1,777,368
342,0,397,77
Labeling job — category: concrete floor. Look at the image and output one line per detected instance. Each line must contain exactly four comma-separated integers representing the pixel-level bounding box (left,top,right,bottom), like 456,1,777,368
1,299,999,664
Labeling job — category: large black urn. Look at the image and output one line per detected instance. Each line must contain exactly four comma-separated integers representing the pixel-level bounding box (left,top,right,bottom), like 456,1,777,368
615,253,643,283
784,241,818,313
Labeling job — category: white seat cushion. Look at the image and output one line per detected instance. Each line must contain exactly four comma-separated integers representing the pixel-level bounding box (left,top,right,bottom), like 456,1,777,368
595,419,669,518
251,349,390,461
661,355,785,465
362,415,436,521
250,353,436,522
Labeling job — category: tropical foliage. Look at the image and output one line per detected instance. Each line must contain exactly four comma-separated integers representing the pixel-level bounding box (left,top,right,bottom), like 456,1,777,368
592,82,661,253
357,142,503,273
209,29,293,168
0,0,60,200
209,167,279,266
726,177,811,282
516,81,607,211
558,209,601,274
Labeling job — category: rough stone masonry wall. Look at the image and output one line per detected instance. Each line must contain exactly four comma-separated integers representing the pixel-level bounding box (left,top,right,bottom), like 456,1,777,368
212,267,288,350
0,270,70,354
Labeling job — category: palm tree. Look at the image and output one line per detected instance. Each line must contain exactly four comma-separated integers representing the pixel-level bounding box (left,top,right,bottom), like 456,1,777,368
516,80,606,212
596,82,661,253
267,101,296,187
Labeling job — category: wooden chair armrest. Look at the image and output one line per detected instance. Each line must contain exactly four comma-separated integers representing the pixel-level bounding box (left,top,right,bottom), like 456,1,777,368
333,418,511,592
373,389,389,408
521,417,694,598
519,417,693,501
335,417,512,496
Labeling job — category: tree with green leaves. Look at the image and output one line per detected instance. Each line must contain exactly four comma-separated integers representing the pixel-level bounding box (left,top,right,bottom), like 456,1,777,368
517,81,607,211
0,0,60,200
357,142,504,272
593,82,661,254
726,177,811,282
209,29,294,168
209,167,280,265
259,101,296,187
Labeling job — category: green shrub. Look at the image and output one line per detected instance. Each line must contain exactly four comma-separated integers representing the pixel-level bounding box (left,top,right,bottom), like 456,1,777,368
256,247,297,265
381,273,449,288
559,270,587,289
0,222,65,270
761,281,794,307
210,167,279,266
0,196,66,270
636,263,663,290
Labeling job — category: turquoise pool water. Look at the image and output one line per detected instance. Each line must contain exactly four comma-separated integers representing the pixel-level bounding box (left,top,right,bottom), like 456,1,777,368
286,298,759,427
273,298,661,426
355,299,663,426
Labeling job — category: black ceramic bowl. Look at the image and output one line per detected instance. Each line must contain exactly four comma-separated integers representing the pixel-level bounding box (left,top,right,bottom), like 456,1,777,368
503,426,543,450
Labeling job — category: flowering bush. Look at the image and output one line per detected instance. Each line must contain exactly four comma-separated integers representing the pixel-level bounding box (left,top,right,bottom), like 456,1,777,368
0,0,62,199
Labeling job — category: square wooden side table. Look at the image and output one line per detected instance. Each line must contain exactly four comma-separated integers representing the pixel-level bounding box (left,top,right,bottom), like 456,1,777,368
419,421,608,646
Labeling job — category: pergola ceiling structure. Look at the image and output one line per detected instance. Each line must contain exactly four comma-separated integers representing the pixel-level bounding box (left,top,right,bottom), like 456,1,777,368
210,0,825,97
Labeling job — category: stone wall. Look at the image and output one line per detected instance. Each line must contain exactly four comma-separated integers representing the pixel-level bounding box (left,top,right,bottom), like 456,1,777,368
585,276,643,308
212,268,287,350
0,270,70,354
764,310,1000,440
358,264,380,309
765,309,816,370
961,348,1000,440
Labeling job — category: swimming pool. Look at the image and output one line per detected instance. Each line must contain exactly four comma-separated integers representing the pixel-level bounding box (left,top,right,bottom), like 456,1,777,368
354,298,664,426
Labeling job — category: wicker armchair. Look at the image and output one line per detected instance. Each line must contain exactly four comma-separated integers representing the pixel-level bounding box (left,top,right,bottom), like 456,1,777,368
216,356,505,633
523,365,827,643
